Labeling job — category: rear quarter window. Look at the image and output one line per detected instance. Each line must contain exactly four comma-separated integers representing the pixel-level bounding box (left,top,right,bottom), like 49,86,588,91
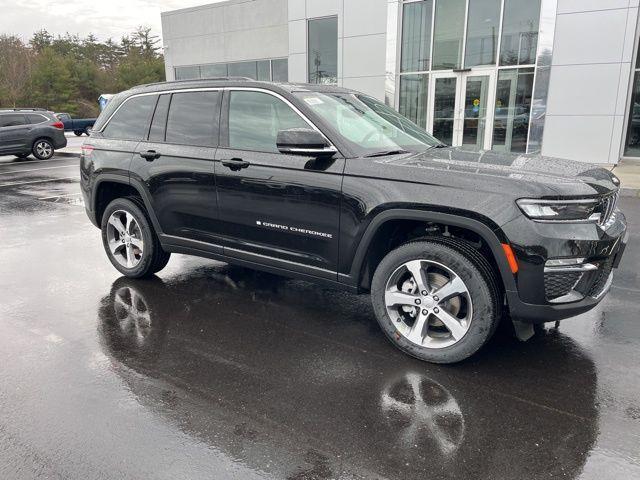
27,114,48,124
102,95,158,140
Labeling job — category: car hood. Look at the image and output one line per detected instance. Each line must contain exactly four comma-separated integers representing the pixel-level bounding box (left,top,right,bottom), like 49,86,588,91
376,147,620,197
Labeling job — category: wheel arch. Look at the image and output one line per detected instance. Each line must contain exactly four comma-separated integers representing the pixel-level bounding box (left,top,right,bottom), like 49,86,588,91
345,209,517,294
93,175,163,235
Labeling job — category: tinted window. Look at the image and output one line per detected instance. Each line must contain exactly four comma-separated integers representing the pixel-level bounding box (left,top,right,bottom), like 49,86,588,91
149,94,170,142
201,64,227,78
27,114,48,124
271,59,288,82
166,91,219,147
308,17,338,84
0,114,26,127
228,91,308,152
228,61,257,79
103,95,157,140
401,0,433,72
500,0,541,66
175,66,200,80
432,0,466,70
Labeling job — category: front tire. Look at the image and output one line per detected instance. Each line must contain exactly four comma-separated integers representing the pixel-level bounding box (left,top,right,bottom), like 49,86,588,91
32,139,54,160
74,130,83,136
100,197,171,278
371,240,500,364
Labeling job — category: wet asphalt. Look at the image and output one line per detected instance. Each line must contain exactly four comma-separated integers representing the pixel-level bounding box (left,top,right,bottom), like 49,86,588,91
0,153,639,480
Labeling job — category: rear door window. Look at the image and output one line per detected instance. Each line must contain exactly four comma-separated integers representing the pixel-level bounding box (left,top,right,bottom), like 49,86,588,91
103,95,157,140
0,114,27,127
165,91,220,147
148,94,170,142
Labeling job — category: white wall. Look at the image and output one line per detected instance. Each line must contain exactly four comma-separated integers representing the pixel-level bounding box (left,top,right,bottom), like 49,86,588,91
542,0,639,164
161,0,288,81
287,0,388,99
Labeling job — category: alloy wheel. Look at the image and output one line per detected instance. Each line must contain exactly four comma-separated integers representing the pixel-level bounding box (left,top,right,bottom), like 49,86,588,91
106,210,144,268
35,141,52,159
384,259,473,348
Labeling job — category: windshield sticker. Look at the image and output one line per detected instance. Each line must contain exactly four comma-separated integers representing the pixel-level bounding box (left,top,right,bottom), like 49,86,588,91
304,97,323,106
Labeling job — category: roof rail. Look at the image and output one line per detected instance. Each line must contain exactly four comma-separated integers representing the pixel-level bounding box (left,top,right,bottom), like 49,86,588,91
135,77,255,88
0,107,48,112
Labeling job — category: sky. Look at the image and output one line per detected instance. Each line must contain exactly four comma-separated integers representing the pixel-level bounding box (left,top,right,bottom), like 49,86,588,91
0,0,224,43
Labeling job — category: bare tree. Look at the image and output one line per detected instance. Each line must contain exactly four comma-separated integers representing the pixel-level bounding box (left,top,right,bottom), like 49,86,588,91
0,35,33,107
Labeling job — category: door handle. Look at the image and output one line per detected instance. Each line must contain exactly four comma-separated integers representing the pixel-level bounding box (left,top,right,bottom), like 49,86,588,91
139,150,161,161
221,157,250,171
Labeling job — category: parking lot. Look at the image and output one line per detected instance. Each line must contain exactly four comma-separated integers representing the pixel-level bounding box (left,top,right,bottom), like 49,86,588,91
0,152,639,479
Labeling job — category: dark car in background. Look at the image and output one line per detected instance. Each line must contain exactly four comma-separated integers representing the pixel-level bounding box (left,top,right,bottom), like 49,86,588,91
55,112,96,136
0,108,67,160
80,79,627,364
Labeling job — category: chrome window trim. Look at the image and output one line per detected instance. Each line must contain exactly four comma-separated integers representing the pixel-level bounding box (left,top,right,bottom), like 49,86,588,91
96,87,223,133
225,87,337,150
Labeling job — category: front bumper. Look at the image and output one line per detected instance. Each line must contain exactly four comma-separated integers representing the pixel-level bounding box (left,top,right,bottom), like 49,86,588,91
502,210,628,324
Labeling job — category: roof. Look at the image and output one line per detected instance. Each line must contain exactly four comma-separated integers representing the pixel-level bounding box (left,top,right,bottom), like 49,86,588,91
128,78,358,95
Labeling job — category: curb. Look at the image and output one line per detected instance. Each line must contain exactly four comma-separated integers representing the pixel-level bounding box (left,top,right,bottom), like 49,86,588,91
620,187,640,198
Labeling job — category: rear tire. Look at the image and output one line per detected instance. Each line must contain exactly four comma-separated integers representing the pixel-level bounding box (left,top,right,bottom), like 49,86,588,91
74,130,83,136
100,197,171,278
32,139,54,160
371,239,500,364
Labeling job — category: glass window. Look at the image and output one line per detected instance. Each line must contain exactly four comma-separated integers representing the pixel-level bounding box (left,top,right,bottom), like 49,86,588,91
257,60,271,81
271,58,288,82
432,77,457,145
432,0,466,70
174,65,201,80
492,68,534,153
228,91,308,152
625,73,640,156
148,94,170,142
398,74,428,128
103,95,157,140
165,91,219,147
27,114,48,124
294,91,439,156
400,0,433,73
308,17,338,84
228,61,257,79
464,0,501,67
500,0,541,66
0,114,26,127
200,64,228,78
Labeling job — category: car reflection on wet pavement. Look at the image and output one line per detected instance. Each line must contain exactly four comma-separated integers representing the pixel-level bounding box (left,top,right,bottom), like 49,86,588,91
0,154,639,479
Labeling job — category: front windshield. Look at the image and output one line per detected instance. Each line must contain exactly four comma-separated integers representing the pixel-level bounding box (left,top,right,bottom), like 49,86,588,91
294,91,442,156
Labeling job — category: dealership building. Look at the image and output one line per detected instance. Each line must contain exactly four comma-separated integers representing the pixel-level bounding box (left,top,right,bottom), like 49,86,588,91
161,0,640,165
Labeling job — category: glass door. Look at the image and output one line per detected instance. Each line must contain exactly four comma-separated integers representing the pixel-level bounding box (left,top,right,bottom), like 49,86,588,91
460,72,494,150
427,70,496,150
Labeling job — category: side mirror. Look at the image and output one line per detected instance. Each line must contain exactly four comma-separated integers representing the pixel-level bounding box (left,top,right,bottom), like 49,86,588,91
276,128,337,157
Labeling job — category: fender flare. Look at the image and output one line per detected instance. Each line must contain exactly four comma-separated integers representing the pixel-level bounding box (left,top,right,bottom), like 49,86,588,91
92,174,165,235
345,209,517,293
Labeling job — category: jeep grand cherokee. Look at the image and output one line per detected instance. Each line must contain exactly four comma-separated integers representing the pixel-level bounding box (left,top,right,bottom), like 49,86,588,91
80,79,628,363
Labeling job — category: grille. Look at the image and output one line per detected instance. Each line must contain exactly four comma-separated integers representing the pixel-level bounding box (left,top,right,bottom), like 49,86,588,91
545,271,582,300
587,257,614,297
597,192,618,227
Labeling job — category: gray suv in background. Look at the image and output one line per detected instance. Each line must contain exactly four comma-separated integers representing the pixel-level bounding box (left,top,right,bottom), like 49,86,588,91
0,108,67,160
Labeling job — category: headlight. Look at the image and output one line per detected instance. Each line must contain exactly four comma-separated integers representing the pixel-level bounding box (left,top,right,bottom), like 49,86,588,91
516,198,599,221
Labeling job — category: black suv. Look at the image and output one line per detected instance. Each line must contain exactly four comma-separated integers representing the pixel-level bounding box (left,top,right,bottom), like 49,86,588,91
80,79,628,363
0,108,67,159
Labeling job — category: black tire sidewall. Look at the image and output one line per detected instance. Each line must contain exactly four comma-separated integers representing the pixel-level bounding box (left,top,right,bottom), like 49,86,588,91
100,198,158,278
32,139,54,160
371,241,497,364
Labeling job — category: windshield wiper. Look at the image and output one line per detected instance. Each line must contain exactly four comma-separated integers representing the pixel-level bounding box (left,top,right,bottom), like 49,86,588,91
363,149,410,158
